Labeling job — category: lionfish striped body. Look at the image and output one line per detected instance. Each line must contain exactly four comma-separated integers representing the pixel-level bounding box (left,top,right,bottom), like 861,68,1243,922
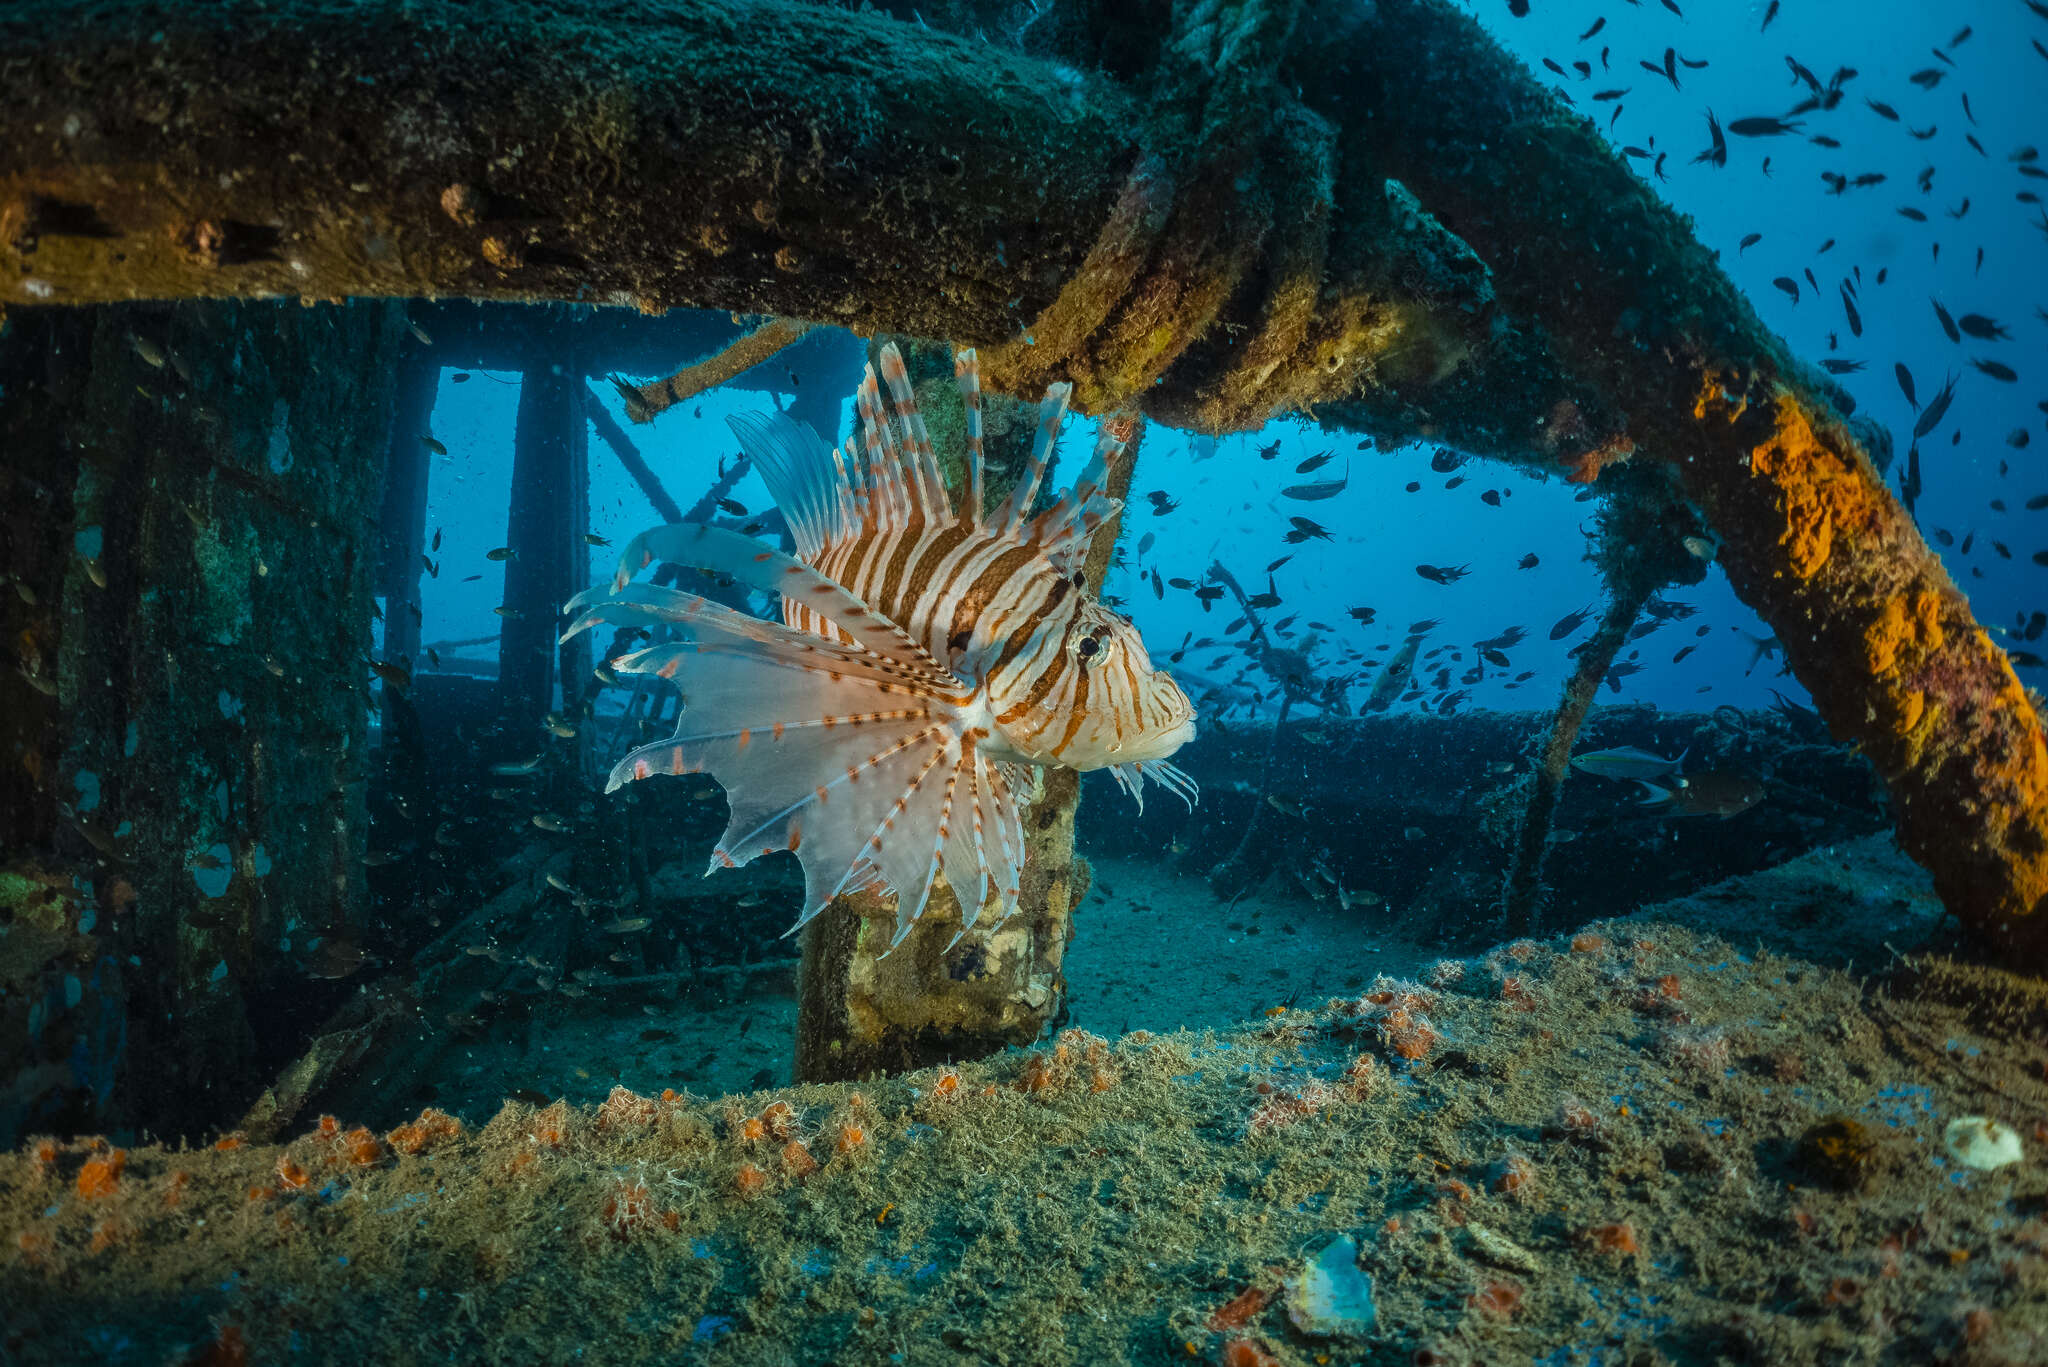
565,344,1196,948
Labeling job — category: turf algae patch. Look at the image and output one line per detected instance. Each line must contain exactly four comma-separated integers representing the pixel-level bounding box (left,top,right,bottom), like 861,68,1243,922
6,847,2048,1364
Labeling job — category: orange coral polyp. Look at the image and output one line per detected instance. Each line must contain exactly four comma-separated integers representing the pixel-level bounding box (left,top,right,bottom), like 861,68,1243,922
76,1149,126,1199
782,1141,819,1179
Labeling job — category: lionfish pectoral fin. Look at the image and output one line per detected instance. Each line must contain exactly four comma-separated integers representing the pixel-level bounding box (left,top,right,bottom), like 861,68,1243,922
604,520,954,687
587,615,1023,953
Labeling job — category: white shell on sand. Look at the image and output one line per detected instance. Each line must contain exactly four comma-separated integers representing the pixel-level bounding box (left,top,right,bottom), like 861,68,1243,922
1943,1117,2023,1171
1285,1235,1377,1339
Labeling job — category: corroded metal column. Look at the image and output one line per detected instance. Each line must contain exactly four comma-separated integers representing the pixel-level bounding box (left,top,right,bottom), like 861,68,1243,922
0,299,404,1140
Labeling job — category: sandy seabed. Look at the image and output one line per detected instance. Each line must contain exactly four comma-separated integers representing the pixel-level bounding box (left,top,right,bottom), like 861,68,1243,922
5,834,2047,1367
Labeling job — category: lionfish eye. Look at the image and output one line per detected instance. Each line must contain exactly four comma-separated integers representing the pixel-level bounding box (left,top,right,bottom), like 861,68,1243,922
1077,635,1101,658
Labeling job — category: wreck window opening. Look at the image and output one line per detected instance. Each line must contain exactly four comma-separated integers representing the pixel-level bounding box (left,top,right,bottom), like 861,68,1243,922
416,367,521,685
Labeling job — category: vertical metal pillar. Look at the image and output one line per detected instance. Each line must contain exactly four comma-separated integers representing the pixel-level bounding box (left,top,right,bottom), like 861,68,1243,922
498,357,578,737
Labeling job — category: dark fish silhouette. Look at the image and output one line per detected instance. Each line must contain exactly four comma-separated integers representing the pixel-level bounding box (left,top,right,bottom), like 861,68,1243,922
1415,563,1471,585
1773,277,1800,302
1695,110,1728,167
1739,232,1761,252
1550,605,1596,640
1518,553,1540,569
1973,359,2019,383
1958,314,2009,340
1729,116,1802,137
1932,298,1961,342
1896,363,1918,409
1642,48,1680,90
1295,450,1335,473
1914,372,1959,439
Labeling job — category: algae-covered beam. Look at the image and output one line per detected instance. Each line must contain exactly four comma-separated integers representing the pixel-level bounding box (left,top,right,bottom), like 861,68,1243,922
0,0,1567,465
610,318,813,424
1317,0,2048,962
0,0,1128,341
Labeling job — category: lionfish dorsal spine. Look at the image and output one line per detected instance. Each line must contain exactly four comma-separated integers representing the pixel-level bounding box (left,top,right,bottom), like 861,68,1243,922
990,382,1073,538
955,348,985,524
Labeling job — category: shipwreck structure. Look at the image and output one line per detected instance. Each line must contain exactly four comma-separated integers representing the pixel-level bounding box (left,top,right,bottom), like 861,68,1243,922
3,0,2044,1139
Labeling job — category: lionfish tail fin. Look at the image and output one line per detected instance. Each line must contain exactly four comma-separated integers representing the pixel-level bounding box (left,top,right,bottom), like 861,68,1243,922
603,520,954,688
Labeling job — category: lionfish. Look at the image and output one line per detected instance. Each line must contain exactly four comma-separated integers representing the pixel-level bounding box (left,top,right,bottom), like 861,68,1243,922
565,344,1197,949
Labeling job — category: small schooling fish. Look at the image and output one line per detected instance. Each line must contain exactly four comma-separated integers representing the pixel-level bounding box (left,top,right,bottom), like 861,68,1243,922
1570,746,1687,781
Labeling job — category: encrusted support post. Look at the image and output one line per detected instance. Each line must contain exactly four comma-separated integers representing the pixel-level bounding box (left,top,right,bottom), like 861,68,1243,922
1501,472,1702,936
1680,388,2048,961
0,299,404,1142
610,318,813,423
582,383,684,524
499,355,579,738
1501,591,1646,938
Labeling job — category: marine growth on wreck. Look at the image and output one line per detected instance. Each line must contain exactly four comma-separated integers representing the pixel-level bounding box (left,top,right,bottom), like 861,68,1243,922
3,0,2048,1363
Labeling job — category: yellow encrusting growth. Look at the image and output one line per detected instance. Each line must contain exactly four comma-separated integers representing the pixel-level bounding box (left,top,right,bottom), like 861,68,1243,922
1684,380,2048,959
1743,396,1871,582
